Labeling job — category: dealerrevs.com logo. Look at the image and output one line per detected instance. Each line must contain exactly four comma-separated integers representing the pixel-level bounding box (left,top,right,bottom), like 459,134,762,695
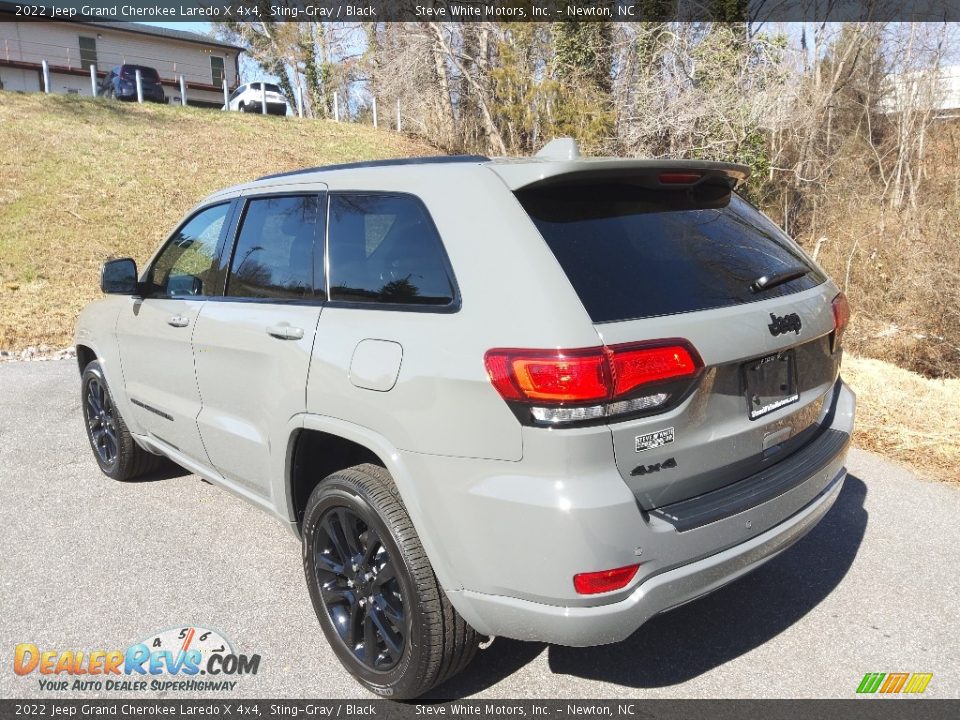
13,626,261,692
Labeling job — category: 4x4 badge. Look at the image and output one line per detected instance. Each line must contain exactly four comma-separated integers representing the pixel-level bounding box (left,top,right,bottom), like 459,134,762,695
768,312,802,336
631,457,677,476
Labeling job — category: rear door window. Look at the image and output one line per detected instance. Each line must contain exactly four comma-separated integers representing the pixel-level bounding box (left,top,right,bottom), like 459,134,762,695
516,183,825,323
226,195,324,300
327,194,456,307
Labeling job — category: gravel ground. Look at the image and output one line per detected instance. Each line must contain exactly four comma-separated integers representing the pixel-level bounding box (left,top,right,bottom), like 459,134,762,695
1,360,957,700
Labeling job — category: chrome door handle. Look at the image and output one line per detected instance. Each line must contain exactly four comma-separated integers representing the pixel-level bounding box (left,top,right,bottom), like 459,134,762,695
266,324,304,340
167,315,189,328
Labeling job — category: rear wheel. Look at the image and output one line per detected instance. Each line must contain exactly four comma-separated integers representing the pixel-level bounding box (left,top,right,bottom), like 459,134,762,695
302,464,477,699
81,360,163,481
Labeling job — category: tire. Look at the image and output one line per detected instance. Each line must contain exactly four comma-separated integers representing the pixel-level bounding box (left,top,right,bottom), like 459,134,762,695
81,360,164,481
302,464,478,699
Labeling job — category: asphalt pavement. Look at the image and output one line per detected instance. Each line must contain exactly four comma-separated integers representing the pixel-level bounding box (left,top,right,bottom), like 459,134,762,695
1,359,957,699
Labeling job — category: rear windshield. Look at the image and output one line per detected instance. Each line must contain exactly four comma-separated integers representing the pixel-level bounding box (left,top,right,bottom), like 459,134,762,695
121,66,159,81
516,182,825,323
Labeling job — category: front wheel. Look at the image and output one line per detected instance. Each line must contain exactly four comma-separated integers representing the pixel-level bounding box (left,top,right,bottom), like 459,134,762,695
302,464,477,699
81,360,163,481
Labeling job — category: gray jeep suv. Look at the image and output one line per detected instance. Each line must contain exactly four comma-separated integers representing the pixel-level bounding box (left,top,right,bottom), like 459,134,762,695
75,139,855,698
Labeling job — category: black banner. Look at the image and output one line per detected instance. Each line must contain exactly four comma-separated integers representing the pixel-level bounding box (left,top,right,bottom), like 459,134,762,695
0,700,958,720
4,0,960,23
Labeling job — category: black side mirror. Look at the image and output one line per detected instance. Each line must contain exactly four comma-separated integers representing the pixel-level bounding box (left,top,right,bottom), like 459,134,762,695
100,258,139,295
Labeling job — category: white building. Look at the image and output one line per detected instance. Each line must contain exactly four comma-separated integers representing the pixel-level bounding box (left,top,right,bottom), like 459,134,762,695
882,65,960,118
0,14,243,108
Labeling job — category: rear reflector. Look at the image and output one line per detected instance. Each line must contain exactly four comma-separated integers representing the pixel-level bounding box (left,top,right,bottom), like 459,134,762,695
574,564,640,595
831,292,850,352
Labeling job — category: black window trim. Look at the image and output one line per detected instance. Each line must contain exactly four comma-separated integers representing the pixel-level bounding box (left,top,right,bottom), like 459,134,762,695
141,199,238,301
214,190,328,306
323,190,462,315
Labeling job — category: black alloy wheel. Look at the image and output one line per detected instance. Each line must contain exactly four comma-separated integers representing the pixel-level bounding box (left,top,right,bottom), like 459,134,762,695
302,464,478,699
84,376,118,467
80,360,164,481
313,505,406,670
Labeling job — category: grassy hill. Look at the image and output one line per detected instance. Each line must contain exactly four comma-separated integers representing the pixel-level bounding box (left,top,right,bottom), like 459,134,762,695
0,91,434,352
1,91,956,482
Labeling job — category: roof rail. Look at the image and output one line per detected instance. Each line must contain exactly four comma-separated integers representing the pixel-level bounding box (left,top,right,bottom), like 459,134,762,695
257,155,490,182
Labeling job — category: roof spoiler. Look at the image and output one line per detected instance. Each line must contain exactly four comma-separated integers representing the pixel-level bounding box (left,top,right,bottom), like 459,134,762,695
493,139,750,191
536,138,582,160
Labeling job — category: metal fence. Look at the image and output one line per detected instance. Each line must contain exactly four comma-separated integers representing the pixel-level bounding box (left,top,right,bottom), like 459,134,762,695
2,35,406,128
2,35,220,84
32,61,403,128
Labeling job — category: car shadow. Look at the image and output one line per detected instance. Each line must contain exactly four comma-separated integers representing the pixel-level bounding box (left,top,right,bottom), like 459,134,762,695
430,474,868,698
132,458,193,483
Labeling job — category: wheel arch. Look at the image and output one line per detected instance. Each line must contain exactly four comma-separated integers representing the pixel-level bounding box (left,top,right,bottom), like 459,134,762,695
76,344,97,373
288,428,384,529
286,415,463,593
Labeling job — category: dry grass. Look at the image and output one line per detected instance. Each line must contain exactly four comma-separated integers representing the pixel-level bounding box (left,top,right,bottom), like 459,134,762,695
843,355,960,482
0,91,434,351
793,125,960,380
2,93,957,482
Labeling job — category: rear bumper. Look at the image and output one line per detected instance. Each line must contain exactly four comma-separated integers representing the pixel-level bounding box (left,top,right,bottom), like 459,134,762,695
450,466,845,646
428,378,855,645
117,89,165,102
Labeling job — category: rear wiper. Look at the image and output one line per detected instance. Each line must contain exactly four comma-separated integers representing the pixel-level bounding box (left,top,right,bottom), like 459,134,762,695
749,265,809,294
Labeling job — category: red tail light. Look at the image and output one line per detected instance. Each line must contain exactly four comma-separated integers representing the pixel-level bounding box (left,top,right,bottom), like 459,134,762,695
659,172,702,184
484,341,703,426
485,347,609,403
574,564,640,595
609,344,700,396
831,292,850,352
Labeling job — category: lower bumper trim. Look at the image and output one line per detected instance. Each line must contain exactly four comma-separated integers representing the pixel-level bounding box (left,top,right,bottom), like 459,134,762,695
653,427,850,532
450,467,846,646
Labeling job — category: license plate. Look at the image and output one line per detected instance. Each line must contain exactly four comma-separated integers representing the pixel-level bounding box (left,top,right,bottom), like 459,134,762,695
743,350,799,420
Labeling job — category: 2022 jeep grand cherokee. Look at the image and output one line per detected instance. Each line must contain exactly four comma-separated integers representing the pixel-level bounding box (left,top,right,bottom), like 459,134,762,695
75,139,855,698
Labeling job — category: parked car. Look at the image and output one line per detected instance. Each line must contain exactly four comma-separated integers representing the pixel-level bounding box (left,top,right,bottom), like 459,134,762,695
98,65,166,103
224,82,289,115
75,139,855,699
